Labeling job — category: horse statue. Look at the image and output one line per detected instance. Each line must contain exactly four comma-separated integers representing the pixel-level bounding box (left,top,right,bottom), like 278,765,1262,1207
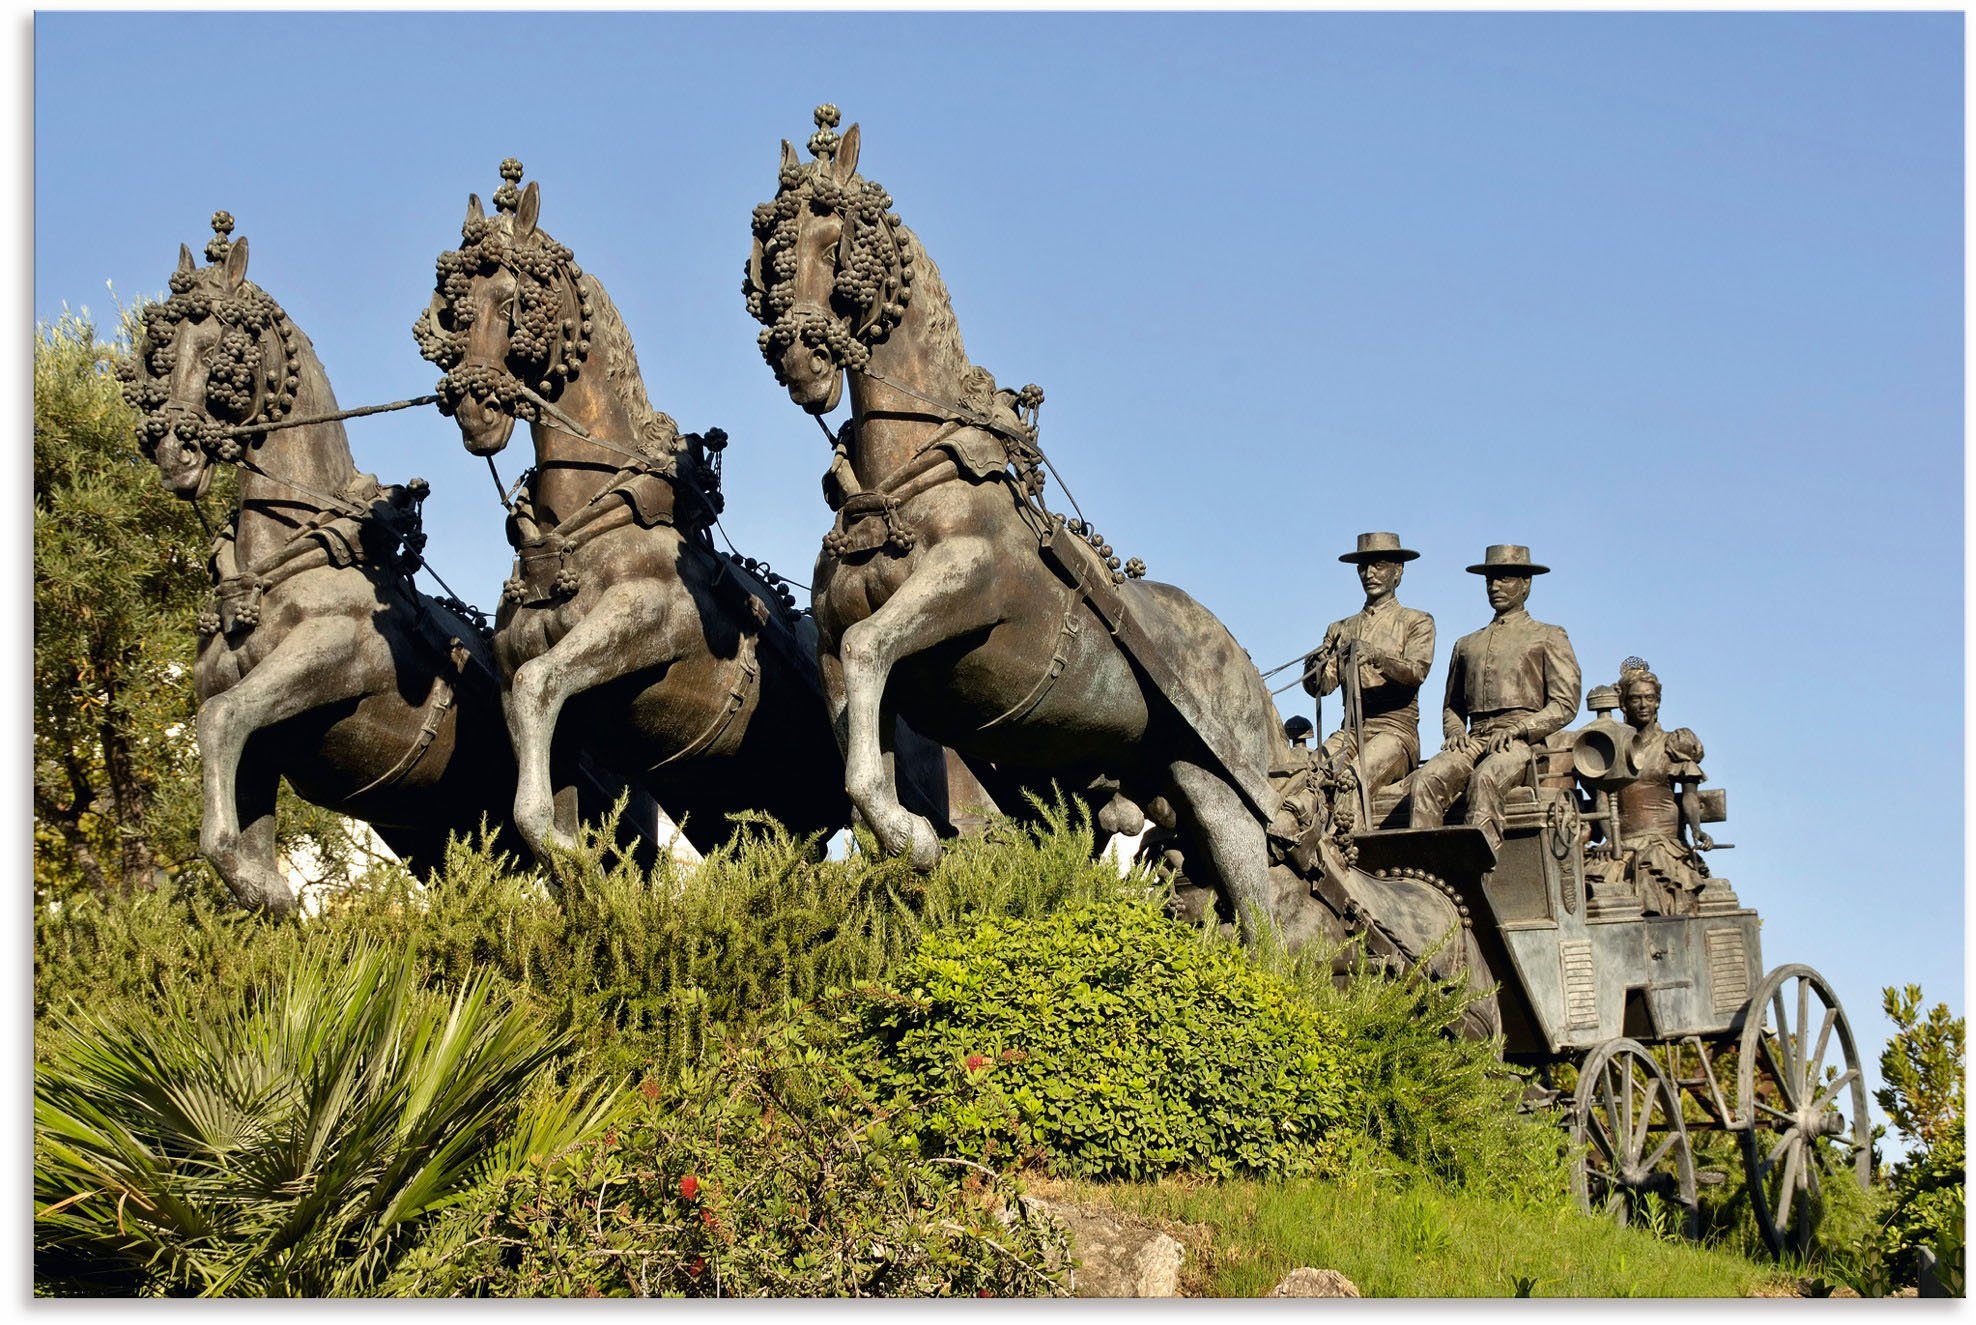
125,214,539,915
415,160,933,866
742,108,1301,940
740,108,1500,1028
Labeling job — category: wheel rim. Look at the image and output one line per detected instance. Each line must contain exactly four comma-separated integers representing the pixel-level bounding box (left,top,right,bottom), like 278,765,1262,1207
1571,1038,1699,1233
1736,964,1872,1258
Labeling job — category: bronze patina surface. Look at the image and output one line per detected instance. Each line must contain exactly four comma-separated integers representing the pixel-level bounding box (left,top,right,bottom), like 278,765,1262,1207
1409,545,1582,842
1302,532,1434,800
127,217,526,914
417,162,911,866
744,108,1300,940
1581,657,1736,915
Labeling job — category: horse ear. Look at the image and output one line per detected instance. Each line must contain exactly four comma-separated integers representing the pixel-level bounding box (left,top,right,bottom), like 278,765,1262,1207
177,243,196,275
465,193,485,226
222,236,250,290
516,182,540,241
780,139,800,175
833,124,860,181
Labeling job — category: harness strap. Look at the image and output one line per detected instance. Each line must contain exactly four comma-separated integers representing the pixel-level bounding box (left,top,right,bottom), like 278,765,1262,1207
650,631,761,770
341,671,458,802
980,580,1083,730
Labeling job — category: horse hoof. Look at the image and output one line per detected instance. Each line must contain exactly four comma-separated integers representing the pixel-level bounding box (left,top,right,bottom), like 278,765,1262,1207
907,814,941,872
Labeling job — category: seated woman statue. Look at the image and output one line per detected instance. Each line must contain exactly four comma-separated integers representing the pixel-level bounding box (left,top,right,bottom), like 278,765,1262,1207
1588,657,1714,914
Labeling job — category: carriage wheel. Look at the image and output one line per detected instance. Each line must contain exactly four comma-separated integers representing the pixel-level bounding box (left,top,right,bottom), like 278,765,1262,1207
1570,1037,1698,1234
1736,964,1872,1259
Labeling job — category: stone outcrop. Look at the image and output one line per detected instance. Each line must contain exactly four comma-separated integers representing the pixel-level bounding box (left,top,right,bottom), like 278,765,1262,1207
1268,1267,1362,1297
1020,1196,1185,1297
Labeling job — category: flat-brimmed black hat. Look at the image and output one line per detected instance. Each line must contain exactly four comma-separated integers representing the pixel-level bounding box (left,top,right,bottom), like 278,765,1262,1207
1339,531,1419,564
1465,544,1550,576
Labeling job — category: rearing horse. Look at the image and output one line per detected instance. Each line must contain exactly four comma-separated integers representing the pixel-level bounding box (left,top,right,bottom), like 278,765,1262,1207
745,110,1289,940
128,215,525,914
416,161,859,864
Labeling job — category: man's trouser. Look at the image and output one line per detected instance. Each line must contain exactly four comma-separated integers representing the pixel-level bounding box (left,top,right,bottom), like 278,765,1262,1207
1320,727,1415,800
1408,713,1536,831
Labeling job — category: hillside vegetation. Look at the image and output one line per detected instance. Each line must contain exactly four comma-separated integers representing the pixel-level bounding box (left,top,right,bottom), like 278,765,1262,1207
36,804,1818,1297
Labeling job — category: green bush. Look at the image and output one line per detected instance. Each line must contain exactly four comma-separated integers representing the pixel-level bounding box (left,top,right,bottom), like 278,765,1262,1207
1876,985,1966,1289
1292,949,1569,1202
35,942,610,1296
34,800,1131,1087
849,898,1359,1180
390,1023,1068,1298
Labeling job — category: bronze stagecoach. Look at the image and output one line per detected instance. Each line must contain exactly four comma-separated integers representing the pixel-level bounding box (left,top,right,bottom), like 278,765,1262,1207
1343,709,1872,1254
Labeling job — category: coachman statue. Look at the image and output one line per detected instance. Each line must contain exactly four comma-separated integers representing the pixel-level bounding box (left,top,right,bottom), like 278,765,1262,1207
1302,531,1434,800
1410,544,1581,846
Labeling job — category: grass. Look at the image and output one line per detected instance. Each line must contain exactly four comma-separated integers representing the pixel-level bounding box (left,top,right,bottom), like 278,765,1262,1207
1036,1172,1799,1297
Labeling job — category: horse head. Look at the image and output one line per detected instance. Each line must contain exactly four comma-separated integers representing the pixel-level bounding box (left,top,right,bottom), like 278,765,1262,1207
123,213,304,500
417,158,592,457
744,105,916,414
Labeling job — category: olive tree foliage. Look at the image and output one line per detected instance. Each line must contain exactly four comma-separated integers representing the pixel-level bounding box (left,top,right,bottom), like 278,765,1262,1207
33,309,350,903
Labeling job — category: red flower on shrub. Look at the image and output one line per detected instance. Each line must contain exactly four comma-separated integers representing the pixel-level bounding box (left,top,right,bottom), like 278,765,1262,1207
965,1054,987,1072
639,1078,662,1101
688,1256,706,1279
679,1173,701,1201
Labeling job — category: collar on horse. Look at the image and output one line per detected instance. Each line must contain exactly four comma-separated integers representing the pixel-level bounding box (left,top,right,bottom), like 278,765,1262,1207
197,472,431,638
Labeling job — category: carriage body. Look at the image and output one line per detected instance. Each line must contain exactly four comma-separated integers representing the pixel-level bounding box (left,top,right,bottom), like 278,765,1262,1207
1346,765,1866,1254
1353,785,1762,1063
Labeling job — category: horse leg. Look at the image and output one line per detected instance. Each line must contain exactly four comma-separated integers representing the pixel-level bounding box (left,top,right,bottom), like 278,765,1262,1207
835,544,1002,870
196,619,367,915
503,585,702,871
232,753,284,903
1164,756,1280,948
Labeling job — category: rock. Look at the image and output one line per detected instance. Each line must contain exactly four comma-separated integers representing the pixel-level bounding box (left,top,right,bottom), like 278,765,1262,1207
1020,1196,1185,1297
1269,1267,1362,1298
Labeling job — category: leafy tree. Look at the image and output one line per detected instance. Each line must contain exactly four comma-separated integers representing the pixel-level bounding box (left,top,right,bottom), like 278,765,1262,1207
1875,985,1966,1287
34,310,354,903
33,311,215,898
1877,985,1965,1155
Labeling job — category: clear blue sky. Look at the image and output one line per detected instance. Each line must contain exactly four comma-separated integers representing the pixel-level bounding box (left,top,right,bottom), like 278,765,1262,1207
36,12,1963,1119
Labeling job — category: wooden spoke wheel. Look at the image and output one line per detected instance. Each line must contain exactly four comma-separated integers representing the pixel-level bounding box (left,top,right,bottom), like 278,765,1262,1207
1736,964,1872,1259
1571,1037,1698,1234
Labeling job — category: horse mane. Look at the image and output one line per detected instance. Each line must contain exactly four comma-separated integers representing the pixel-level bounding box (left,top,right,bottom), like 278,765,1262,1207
894,226,1023,431
898,226,968,377
575,271,678,456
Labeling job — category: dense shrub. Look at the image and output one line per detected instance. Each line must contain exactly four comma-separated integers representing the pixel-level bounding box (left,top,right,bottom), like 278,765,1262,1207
1292,949,1570,1202
35,801,1129,1085
849,899,1359,1180
37,811,1591,1296
35,943,610,1296
389,1024,1068,1298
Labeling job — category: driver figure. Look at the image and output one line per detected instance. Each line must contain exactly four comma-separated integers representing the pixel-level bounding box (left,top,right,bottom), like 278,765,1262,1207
1409,544,1580,846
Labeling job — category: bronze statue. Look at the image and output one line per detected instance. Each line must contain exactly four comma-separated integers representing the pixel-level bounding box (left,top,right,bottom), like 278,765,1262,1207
1303,532,1434,800
126,216,525,914
416,161,894,866
1409,545,1581,845
1584,658,1717,914
743,108,1290,940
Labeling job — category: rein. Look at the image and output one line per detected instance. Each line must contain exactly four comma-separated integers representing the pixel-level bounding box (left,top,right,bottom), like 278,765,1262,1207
496,379,813,596
211,392,440,439
852,366,1092,531
193,391,492,631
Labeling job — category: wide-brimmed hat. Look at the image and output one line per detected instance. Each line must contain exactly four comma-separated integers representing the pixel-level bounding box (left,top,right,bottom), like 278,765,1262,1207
1338,531,1419,564
1466,544,1550,576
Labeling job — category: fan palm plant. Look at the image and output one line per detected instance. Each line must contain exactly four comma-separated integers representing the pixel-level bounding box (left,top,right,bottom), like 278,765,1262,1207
35,941,615,1296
